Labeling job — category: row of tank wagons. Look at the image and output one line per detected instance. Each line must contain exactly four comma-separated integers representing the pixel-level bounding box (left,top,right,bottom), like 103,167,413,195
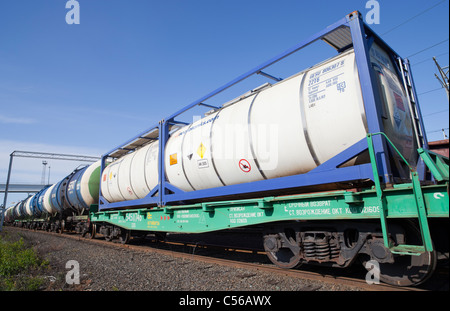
5,161,101,224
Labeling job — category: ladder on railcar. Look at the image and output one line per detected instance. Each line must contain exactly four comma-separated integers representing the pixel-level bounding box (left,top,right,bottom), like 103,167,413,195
367,132,449,256
397,58,427,150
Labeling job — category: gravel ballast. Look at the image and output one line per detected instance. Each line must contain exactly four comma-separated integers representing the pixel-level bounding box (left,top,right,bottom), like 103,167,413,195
4,227,361,292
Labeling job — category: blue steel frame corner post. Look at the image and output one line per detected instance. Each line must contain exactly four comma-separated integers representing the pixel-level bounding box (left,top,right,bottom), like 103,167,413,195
98,154,109,210
347,12,394,185
158,118,192,207
158,119,169,207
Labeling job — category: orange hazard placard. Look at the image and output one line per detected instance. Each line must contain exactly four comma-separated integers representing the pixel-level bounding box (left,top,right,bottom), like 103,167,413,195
170,153,178,165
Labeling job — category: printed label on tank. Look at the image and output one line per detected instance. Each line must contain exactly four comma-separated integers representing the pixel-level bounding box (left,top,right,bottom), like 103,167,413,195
307,59,346,108
197,159,209,169
394,110,402,128
176,115,220,137
68,181,75,192
393,92,405,111
337,81,346,93
370,47,391,70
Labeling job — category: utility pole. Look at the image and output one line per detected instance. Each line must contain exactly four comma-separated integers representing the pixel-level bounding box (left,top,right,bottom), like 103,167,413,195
41,160,48,185
433,57,449,100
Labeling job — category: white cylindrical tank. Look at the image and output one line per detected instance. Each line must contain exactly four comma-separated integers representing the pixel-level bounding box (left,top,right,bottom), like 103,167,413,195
66,161,101,211
16,201,24,218
5,206,14,222
78,160,101,208
102,45,415,203
24,196,34,217
42,184,58,214
12,202,20,219
101,141,159,202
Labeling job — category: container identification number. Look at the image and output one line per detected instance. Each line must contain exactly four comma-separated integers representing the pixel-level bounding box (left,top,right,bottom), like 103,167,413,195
284,202,380,217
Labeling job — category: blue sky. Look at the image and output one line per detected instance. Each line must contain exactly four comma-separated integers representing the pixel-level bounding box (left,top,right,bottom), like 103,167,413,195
1,0,449,206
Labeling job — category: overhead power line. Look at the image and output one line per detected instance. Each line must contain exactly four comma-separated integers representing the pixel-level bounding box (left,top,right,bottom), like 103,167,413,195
423,109,449,117
418,87,446,96
412,52,449,67
406,39,449,58
427,127,449,134
382,0,448,36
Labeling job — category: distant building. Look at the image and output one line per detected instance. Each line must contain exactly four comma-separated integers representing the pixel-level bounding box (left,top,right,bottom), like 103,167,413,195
428,139,449,158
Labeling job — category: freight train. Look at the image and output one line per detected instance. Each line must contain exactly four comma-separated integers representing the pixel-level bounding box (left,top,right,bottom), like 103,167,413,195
3,11,449,287
4,162,101,234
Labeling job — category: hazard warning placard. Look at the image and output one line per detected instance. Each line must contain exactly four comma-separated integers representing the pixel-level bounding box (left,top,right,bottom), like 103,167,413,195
170,153,178,166
197,143,206,159
239,159,251,173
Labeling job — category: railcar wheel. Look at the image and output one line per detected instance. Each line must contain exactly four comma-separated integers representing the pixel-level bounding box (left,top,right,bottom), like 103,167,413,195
264,233,302,269
89,223,96,239
155,232,167,242
119,229,131,244
362,222,437,287
375,249,436,287
58,221,65,234
82,223,96,239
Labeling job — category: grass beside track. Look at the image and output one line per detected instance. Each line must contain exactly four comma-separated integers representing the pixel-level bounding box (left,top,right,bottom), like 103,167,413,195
0,230,49,291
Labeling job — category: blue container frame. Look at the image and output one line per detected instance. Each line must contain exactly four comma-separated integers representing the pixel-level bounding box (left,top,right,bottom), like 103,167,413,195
98,11,426,210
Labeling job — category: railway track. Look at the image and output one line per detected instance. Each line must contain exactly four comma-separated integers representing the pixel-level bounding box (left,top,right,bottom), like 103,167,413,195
9,226,443,292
